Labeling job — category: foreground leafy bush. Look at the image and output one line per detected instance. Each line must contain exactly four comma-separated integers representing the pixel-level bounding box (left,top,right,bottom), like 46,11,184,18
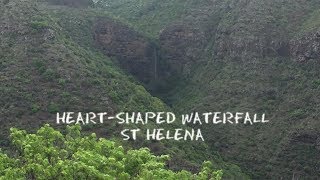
0,125,222,179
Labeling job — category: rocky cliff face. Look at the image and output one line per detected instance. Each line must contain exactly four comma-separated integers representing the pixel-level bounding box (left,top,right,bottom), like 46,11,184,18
212,0,313,60
0,0,170,147
208,0,320,64
3,0,320,179
91,0,320,178
102,0,320,179
159,23,208,74
0,2,249,178
94,18,157,83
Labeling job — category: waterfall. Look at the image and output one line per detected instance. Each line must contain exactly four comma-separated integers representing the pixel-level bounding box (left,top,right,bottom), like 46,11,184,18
154,48,158,80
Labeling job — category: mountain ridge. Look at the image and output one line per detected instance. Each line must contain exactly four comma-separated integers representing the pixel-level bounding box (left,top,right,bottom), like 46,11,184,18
1,0,320,179
0,0,248,179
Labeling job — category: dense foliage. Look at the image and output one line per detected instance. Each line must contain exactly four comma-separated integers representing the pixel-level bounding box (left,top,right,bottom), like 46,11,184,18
94,0,320,179
0,125,223,179
2,0,319,179
0,1,247,179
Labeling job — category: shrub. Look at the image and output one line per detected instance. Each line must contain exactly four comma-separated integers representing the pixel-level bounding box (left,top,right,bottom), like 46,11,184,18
0,125,223,179
43,68,59,81
30,20,49,30
31,104,40,113
48,102,59,113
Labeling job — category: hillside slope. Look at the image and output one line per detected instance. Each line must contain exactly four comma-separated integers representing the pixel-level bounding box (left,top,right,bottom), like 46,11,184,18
0,0,166,139
97,0,320,179
0,0,248,179
1,0,320,179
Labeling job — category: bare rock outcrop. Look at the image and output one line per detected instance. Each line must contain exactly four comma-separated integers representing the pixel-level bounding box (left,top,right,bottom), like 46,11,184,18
159,24,207,74
94,18,157,83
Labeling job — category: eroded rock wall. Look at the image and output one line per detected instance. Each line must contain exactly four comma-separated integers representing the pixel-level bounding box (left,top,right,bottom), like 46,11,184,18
94,18,157,83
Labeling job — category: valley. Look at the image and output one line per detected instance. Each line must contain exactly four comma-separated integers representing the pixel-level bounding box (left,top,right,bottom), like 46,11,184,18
1,0,320,179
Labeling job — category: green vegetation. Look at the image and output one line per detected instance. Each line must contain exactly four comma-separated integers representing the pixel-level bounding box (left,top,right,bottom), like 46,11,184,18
2,0,320,179
0,0,248,179
168,57,320,179
30,20,50,30
0,125,223,179
95,0,320,179
95,0,216,38
299,9,320,34
31,104,41,113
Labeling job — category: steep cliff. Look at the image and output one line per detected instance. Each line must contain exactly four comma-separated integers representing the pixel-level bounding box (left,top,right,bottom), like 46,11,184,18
0,0,249,179
98,0,320,179
0,0,168,147
2,0,320,179
159,23,208,74
94,18,157,83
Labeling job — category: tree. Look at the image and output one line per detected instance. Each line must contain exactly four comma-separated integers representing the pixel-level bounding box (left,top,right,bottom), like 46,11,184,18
0,124,223,179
